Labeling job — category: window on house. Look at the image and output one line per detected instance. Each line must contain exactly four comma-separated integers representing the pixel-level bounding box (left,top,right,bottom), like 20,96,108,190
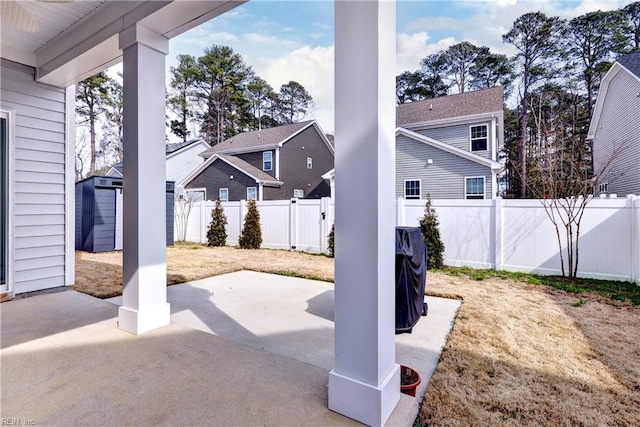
307,157,312,169
470,125,488,151
247,187,257,200
465,177,485,199
263,151,272,171
294,189,304,198
599,182,608,193
219,188,228,202
404,180,421,199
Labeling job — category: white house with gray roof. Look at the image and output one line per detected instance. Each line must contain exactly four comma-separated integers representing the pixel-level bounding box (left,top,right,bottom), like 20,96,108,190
588,51,640,197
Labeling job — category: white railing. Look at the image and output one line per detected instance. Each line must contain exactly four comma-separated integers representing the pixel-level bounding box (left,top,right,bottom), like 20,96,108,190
180,196,640,283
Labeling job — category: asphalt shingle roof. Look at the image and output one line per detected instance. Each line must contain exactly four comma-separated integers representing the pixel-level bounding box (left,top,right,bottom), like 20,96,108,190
396,86,504,126
216,154,282,184
166,139,206,154
618,51,640,78
200,121,314,158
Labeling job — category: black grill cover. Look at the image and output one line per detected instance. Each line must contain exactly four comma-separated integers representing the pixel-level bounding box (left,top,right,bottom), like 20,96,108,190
395,226,427,333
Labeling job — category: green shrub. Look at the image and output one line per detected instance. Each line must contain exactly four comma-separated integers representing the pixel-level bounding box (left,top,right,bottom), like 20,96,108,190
207,199,227,247
327,224,335,258
239,199,262,249
419,194,445,269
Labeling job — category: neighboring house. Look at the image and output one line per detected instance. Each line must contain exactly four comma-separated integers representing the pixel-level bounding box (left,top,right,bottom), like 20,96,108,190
181,120,334,201
396,87,504,200
588,51,640,197
323,87,504,200
106,138,210,198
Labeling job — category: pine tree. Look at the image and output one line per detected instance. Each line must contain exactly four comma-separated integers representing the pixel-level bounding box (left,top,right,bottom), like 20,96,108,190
327,224,335,258
207,199,227,247
239,199,262,249
418,195,445,269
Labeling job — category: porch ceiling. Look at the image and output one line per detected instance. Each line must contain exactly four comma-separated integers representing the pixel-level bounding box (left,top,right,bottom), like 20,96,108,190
0,0,247,88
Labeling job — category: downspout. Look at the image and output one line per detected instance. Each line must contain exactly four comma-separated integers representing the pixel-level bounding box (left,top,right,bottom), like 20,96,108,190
275,147,280,180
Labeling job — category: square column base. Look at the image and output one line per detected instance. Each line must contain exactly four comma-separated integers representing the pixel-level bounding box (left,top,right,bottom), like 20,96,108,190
118,303,170,335
329,363,400,427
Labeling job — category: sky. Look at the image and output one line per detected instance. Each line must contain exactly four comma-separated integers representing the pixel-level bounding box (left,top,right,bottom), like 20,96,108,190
162,0,635,138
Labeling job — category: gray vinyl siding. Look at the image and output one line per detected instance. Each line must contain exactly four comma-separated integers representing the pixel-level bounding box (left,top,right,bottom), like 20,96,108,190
593,70,640,196
1,59,67,294
276,126,333,199
415,121,494,160
235,150,276,178
186,159,258,202
396,135,493,199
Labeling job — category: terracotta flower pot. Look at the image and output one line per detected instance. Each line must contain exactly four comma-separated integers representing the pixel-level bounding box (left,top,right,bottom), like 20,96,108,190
400,365,421,397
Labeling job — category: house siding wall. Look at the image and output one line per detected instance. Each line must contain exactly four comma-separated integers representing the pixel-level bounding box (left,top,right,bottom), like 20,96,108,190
396,135,493,199
1,59,67,294
593,70,640,196
276,126,333,199
167,142,207,184
185,159,257,201
235,150,276,178
414,120,495,160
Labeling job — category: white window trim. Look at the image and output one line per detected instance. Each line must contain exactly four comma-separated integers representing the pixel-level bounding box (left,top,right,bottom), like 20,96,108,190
294,189,304,198
404,179,421,200
465,176,486,199
0,109,14,295
469,124,488,152
219,188,229,202
247,187,257,200
263,151,272,171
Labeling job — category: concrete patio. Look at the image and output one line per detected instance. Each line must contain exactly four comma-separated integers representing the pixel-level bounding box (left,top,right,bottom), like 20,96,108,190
1,271,460,426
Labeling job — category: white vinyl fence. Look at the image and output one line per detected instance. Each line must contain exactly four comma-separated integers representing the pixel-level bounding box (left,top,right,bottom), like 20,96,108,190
180,196,640,283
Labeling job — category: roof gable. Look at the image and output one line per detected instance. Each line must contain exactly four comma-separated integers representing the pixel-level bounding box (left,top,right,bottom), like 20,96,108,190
396,86,504,126
396,127,503,171
166,139,210,156
588,53,640,139
199,121,315,158
180,153,283,188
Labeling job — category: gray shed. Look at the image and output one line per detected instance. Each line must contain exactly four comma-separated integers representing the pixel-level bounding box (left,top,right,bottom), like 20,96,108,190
75,176,175,253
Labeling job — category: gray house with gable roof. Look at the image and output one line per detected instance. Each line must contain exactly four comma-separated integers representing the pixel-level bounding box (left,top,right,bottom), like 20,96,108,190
588,51,640,197
181,120,334,201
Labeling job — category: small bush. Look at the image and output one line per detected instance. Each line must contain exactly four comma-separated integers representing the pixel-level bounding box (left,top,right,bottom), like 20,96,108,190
207,199,227,247
327,224,335,258
419,194,445,269
239,199,262,249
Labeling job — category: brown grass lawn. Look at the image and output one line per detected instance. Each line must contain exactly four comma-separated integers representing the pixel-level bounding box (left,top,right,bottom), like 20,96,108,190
74,244,640,426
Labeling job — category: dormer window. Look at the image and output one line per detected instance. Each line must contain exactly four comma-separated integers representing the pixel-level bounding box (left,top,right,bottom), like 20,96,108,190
470,125,488,151
263,151,272,171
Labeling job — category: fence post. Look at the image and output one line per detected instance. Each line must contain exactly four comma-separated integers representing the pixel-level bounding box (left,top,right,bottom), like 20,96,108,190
396,197,405,226
494,197,503,271
290,198,299,250
632,196,640,284
199,200,206,244
321,197,331,254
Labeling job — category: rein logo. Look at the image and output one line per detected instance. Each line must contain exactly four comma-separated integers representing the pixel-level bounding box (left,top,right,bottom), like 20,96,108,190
1,419,35,426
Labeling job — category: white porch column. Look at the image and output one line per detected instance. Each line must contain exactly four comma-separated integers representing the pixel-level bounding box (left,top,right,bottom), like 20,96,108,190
329,1,399,426
118,24,171,335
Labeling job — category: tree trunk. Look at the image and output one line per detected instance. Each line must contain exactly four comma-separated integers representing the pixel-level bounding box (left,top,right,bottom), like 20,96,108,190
89,107,96,176
519,94,528,198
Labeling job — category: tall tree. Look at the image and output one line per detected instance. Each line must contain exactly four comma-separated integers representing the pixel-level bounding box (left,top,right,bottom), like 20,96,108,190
197,45,253,145
623,2,640,52
76,72,111,176
101,74,124,165
503,12,565,198
469,51,515,96
278,81,313,124
443,41,484,93
566,10,627,116
246,77,275,130
168,54,199,142
418,53,450,97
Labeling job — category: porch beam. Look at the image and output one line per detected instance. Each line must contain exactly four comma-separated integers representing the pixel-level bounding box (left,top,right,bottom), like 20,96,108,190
118,24,170,335
329,1,399,426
